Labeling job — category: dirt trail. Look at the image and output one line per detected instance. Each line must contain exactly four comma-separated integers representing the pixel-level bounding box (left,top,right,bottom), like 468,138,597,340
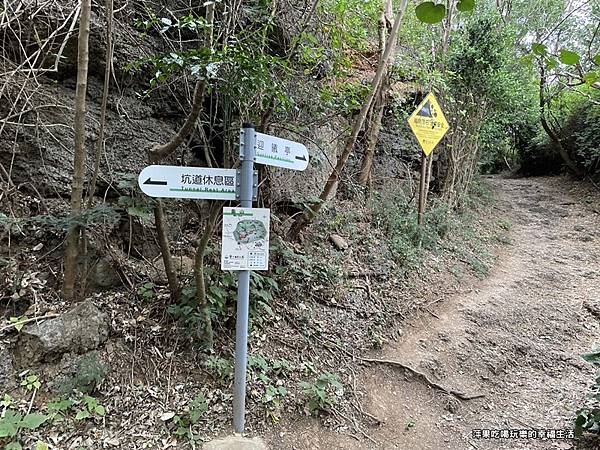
268,177,600,450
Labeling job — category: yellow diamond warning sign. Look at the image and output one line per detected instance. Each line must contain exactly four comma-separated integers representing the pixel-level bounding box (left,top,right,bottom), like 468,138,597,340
407,93,450,156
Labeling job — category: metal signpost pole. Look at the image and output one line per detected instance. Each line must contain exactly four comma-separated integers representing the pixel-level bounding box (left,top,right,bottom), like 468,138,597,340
233,123,256,433
418,153,427,226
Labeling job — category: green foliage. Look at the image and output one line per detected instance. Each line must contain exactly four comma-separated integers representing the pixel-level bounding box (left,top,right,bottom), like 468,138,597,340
525,86,600,176
262,384,287,423
415,0,475,23
317,0,381,68
575,349,600,437
46,393,106,424
20,374,41,391
445,12,539,174
164,393,208,442
562,89,600,175
276,243,342,287
74,395,106,421
1,395,14,409
56,352,110,395
168,270,278,332
372,191,451,270
300,372,344,415
457,0,476,12
415,2,447,24
128,7,292,121
7,316,27,332
204,356,234,381
117,173,154,225
246,355,291,423
47,398,75,421
0,407,48,450
559,49,580,65
137,282,156,300
0,204,120,234
320,81,371,116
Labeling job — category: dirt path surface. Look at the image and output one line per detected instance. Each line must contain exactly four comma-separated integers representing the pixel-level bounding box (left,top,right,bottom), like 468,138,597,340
267,177,600,450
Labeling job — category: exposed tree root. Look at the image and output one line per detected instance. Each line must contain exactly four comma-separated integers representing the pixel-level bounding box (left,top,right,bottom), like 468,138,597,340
361,357,485,401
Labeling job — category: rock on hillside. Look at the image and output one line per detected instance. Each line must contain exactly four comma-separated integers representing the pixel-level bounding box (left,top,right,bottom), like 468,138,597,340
14,300,110,367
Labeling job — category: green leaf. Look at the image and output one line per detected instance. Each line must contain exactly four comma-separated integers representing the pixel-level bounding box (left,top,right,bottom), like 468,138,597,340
48,398,74,413
75,410,91,421
20,413,47,430
546,58,559,70
559,49,580,65
0,410,21,438
259,301,274,317
456,0,475,12
593,55,600,66
583,72,600,86
127,206,153,222
583,350,600,365
9,317,26,332
35,443,49,450
94,405,106,417
520,54,534,67
575,413,587,438
415,2,446,24
532,43,547,56
5,442,22,450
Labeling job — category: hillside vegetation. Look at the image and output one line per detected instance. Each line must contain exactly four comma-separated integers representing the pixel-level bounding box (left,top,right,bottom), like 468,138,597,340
0,0,599,448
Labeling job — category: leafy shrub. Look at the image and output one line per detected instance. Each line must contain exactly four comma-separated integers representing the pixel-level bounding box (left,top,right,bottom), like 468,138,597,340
300,372,344,415
575,349,600,437
0,204,120,234
74,395,106,421
46,393,106,423
372,192,452,270
562,90,600,175
55,352,110,395
0,397,48,450
521,87,600,177
167,270,279,332
163,393,208,442
204,356,234,382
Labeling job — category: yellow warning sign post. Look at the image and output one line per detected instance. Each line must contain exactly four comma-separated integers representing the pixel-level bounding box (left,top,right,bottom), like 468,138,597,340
408,93,450,156
407,93,450,226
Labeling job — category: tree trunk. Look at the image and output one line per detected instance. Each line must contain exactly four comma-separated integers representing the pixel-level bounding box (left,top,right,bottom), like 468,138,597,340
154,200,180,301
193,202,222,349
148,80,206,163
358,0,394,185
148,4,214,303
63,0,92,301
86,0,113,206
288,0,409,240
358,89,386,185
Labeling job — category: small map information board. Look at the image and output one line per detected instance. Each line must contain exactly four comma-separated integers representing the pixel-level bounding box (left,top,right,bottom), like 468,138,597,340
221,207,270,271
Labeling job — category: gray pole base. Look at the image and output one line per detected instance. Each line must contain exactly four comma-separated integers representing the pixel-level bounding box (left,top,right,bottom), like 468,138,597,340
203,436,268,450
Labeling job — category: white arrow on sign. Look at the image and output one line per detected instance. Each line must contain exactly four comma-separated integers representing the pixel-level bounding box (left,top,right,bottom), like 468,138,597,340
254,132,309,171
138,165,238,200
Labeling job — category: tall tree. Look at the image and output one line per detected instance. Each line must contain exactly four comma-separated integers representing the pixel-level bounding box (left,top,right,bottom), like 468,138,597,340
63,0,92,301
288,0,409,239
358,0,394,185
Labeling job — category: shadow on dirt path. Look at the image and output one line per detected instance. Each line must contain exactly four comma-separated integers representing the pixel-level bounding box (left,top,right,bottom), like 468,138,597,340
266,176,600,450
